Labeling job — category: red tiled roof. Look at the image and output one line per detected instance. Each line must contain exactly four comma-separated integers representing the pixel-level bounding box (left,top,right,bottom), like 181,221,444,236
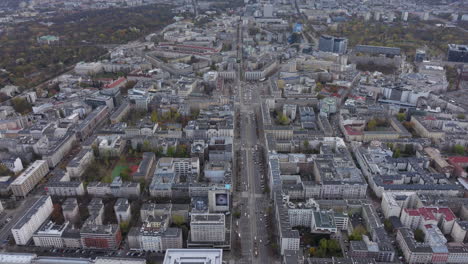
105,77,126,89
420,208,437,221
435,207,456,222
404,208,420,217
344,125,363,135
448,156,468,164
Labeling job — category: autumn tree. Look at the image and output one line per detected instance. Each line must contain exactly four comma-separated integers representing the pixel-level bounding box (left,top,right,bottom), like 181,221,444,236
367,119,377,131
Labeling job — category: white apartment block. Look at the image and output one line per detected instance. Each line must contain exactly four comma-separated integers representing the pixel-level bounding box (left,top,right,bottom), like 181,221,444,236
381,191,416,219
66,149,94,178
288,208,314,228
114,198,131,224
173,157,200,177
190,213,225,242
12,196,53,245
280,237,300,255
11,160,49,197
33,221,69,248
141,235,163,252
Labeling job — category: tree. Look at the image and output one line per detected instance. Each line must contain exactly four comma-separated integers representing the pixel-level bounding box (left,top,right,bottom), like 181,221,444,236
248,27,259,36
150,110,159,123
393,148,401,158
11,97,32,115
233,211,241,218
384,219,394,233
172,215,185,226
0,164,13,176
51,204,65,225
120,167,132,181
367,119,377,131
453,144,465,155
277,113,290,125
404,144,415,155
457,113,465,119
167,146,176,157
315,82,323,92
175,145,189,158
414,229,425,242
349,225,367,241
396,112,406,122
142,140,152,152
327,239,341,255
120,221,130,235
303,140,310,151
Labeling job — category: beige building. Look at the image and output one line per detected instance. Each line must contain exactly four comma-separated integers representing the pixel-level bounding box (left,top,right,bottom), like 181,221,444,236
11,160,49,197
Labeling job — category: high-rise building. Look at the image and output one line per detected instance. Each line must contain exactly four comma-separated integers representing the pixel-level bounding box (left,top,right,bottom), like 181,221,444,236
318,35,348,54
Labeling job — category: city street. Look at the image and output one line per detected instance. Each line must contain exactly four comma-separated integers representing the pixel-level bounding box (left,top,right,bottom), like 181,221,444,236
232,53,276,263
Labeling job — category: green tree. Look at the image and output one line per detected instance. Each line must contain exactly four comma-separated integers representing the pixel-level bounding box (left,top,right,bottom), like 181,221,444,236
349,225,367,241
120,221,130,235
404,144,415,155
120,167,132,181
233,211,241,218
175,145,188,158
142,140,152,152
414,229,425,242
327,239,341,255
367,119,377,131
315,82,323,92
12,97,32,115
457,113,465,119
384,219,394,233
167,146,176,157
393,148,401,158
151,110,159,123
453,144,465,155
303,140,310,150
172,215,185,226
396,112,406,122
277,113,290,125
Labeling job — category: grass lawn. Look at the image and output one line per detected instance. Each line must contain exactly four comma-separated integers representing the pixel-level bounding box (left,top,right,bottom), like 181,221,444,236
112,165,130,180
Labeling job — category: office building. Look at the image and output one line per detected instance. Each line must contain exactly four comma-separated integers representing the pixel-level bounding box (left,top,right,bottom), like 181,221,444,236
163,249,223,264
190,213,225,242
318,35,348,54
80,224,122,250
447,44,468,63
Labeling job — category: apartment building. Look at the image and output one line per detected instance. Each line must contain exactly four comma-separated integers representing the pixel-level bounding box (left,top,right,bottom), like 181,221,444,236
11,196,53,245
11,160,49,197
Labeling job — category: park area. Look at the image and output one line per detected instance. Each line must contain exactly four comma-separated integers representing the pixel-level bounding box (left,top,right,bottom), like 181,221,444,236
83,156,141,184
